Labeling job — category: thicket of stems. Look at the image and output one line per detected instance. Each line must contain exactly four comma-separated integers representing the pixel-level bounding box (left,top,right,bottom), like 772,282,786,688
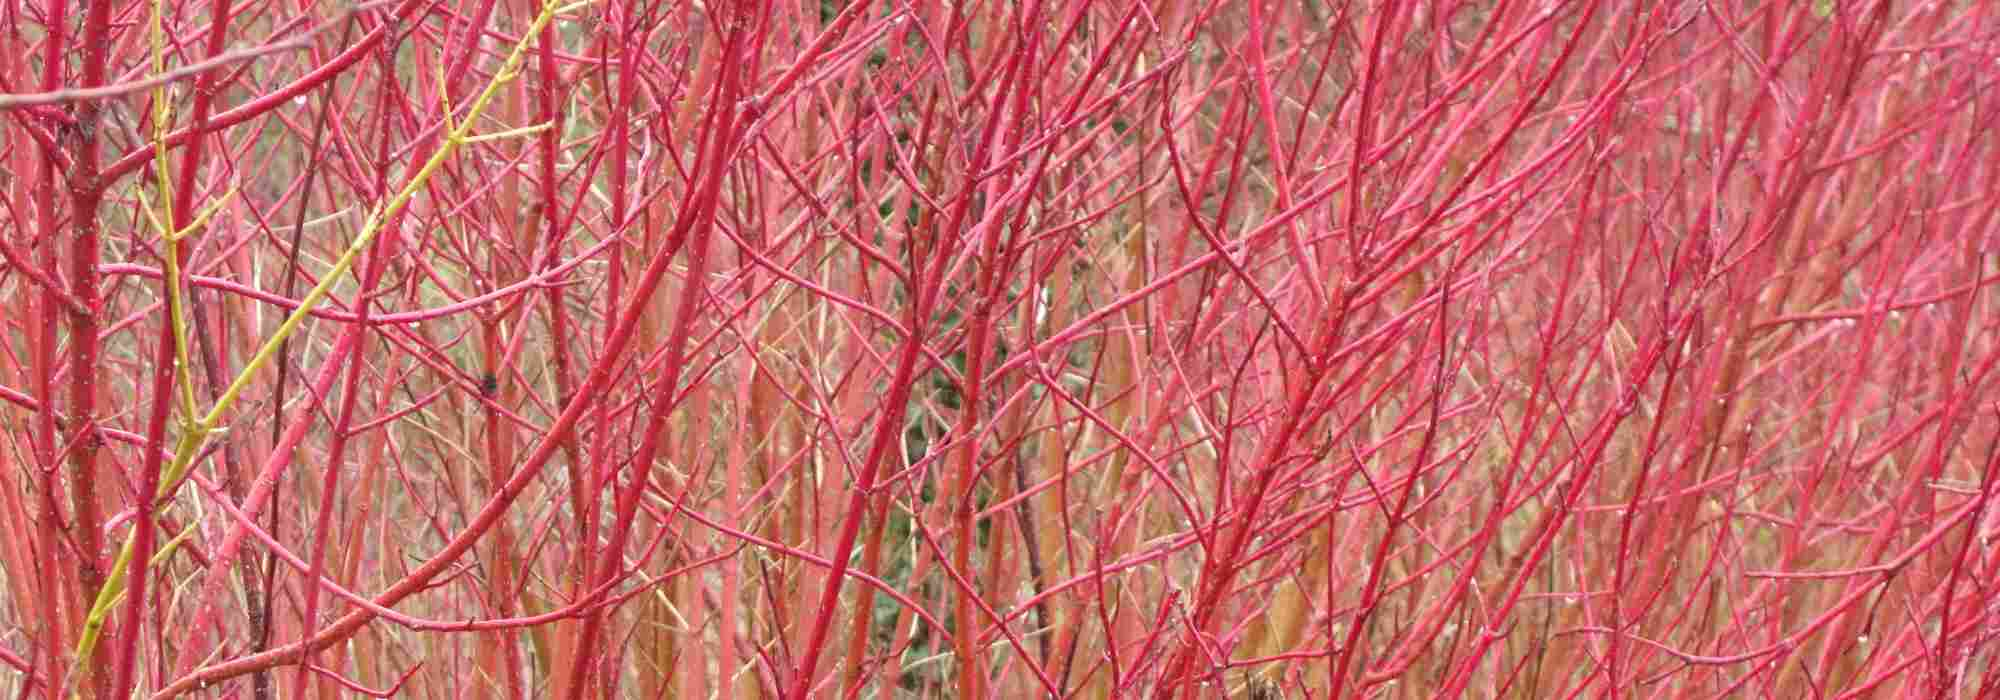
4,0,2000,697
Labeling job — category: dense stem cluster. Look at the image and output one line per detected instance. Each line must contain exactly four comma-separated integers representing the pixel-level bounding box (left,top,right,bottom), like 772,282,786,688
3,0,2000,697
